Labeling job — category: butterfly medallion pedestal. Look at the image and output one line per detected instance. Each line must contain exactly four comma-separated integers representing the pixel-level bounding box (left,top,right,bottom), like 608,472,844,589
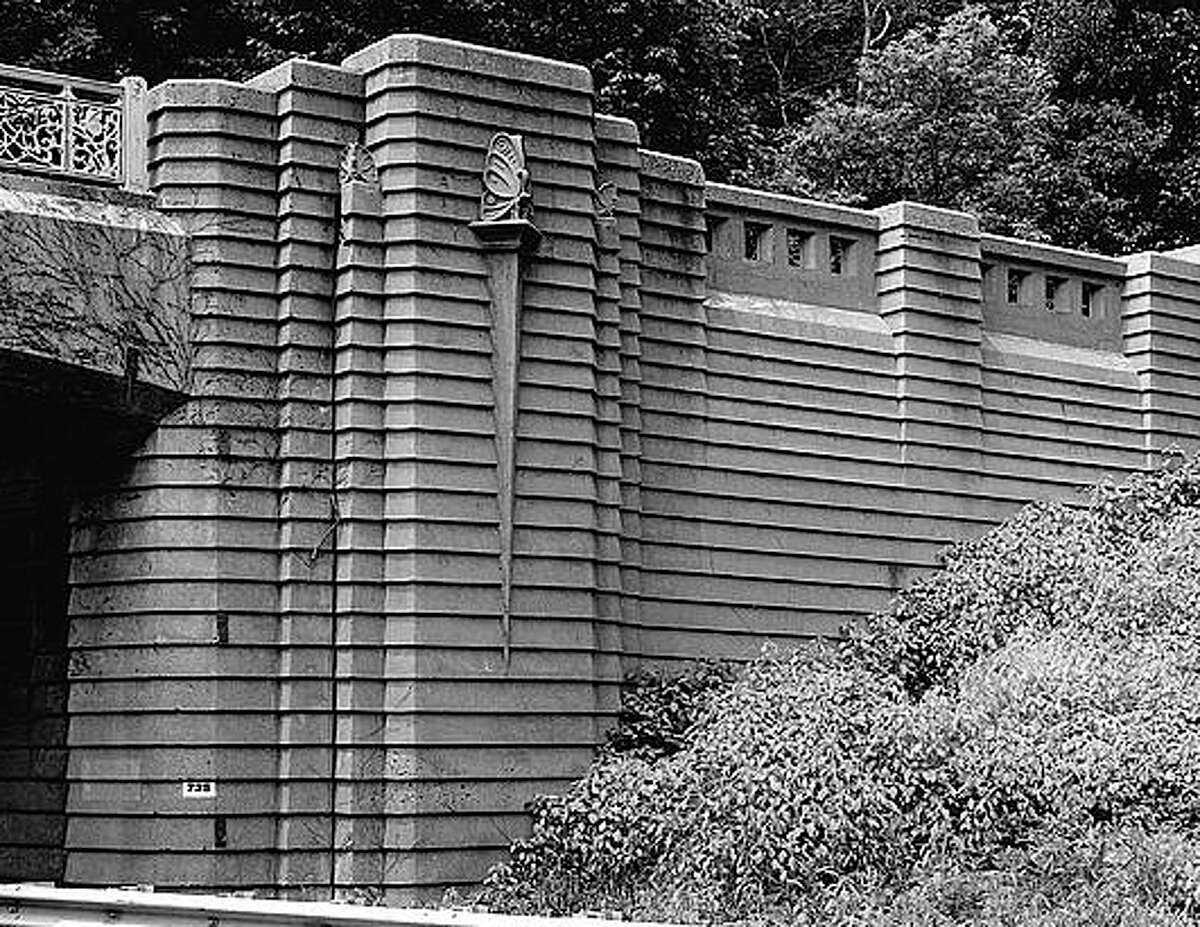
468,217,542,254
469,216,540,669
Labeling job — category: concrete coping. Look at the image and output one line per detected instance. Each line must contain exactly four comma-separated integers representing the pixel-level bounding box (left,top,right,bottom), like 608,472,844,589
342,34,593,96
594,113,640,145
639,150,705,186
874,200,977,237
981,232,1126,279
708,182,878,233
1124,249,1200,283
0,171,155,210
147,79,276,114
0,185,186,237
245,58,364,97
1165,243,1200,263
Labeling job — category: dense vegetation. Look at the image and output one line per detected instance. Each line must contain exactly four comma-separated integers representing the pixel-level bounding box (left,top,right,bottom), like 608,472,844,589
480,455,1200,925
4,1,1199,254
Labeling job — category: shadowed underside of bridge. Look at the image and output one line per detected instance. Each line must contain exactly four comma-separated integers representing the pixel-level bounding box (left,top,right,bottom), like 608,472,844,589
0,176,190,881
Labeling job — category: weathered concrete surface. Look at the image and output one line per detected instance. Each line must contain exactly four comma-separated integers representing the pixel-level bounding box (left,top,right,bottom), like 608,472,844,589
0,185,191,417
0,180,191,884
5,31,1200,905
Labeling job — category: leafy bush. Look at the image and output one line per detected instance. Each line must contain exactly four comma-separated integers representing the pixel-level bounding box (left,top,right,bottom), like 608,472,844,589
815,824,1200,926
482,456,1200,924
606,661,739,759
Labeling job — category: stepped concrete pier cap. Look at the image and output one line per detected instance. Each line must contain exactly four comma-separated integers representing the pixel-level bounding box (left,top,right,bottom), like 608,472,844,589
3,30,1200,902
342,33,595,90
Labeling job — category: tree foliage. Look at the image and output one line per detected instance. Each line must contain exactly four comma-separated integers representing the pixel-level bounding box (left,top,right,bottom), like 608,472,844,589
772,7,1060,239
0,0,250,82
1021,1,1200,252
480,457,1200,924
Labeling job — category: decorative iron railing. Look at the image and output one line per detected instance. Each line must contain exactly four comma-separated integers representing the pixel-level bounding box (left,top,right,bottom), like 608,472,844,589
0,63,148,192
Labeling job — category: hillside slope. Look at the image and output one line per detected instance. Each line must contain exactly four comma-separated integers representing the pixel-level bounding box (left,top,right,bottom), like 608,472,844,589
482,456,1200,925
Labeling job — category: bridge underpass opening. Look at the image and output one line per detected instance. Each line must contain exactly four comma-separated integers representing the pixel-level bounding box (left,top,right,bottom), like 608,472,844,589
0,429,70,881
0,388,164,883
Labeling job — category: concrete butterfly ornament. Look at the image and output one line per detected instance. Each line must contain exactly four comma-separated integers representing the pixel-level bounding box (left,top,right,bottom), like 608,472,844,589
479,132,533,223
469,129,540,670
594,181,618,219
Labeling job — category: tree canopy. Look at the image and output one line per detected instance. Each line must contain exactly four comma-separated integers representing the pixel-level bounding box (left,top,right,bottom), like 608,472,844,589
772,7,1060,240
2,0,1197,253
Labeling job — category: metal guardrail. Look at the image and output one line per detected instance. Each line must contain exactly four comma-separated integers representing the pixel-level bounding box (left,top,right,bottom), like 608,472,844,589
0,63,148,192
0,885,658,927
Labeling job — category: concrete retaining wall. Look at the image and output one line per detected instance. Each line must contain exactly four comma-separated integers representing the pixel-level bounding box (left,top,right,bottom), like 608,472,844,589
8,30,1196,902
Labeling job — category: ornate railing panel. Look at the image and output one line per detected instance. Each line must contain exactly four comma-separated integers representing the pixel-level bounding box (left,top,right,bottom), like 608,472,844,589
0,64,147,191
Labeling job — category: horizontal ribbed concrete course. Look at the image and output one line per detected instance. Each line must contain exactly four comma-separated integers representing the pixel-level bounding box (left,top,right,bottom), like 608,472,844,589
3,29,1198,903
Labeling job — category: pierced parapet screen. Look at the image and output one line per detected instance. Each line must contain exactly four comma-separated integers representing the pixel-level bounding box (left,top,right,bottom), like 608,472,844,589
0,65,123,184
829,235,854,275
744,221,770,261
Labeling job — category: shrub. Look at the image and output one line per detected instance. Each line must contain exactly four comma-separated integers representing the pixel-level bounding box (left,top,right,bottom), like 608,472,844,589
812,824,1200,926
481,456,1200,924
606,660,739,759
483,662,737,915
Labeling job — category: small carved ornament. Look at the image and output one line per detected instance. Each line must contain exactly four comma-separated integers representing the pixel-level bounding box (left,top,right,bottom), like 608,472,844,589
479,132,533,223
594,181,618,219
338,142,378,186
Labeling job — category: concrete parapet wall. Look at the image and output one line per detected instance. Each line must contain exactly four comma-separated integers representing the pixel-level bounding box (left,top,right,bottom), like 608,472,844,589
661,188,1175,662
62,75,284,891
1122,252,1200,455
980,234,1126,350
705,184,877,313
11,31,1199,900
333,34,612,896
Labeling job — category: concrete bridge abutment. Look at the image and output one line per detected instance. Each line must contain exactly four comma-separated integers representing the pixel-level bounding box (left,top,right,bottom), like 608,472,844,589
5,31,1200,901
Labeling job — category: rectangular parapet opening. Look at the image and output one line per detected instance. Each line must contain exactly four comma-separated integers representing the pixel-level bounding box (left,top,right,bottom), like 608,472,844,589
787,228,814,268
743,220,771,261
829,235,856,276
704,182,879,313
704,215,727,257
981,233,1127,349
1007,268,1028,305
1044,274,1068,312
0,62,147,191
